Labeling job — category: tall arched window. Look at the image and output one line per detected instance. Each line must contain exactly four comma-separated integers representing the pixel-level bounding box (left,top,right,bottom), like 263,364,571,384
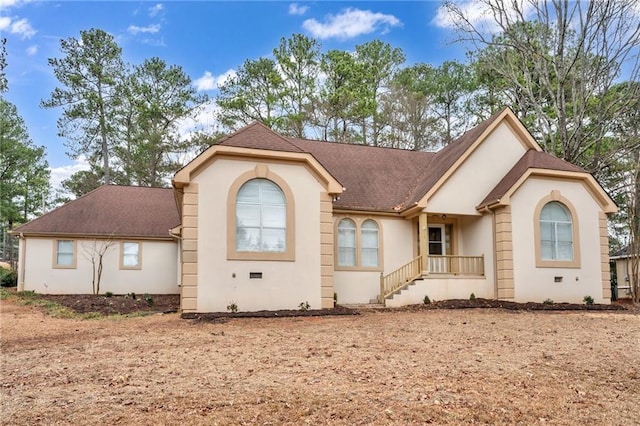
236,179,286,253
361,220,379,267
540,201,573,261
337,218,357,267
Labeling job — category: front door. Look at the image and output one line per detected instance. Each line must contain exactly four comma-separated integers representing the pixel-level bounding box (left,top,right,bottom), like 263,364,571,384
428,224,446,273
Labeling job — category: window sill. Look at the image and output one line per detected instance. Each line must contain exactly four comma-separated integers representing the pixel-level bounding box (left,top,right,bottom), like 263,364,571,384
228,251,295,262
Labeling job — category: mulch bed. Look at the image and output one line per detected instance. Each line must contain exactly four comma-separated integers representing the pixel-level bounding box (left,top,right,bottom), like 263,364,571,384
31,293,634,317
38,293,180,315
182,305,359,321
413,298,628,311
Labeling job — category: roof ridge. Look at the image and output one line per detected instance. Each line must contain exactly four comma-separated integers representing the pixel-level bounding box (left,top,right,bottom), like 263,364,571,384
288,136,439,154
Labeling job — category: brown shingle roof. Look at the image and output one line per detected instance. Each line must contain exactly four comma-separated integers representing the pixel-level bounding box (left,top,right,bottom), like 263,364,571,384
288,138,435,211
218,121,303,153
215,109,580,213
478,150,586,208
14,185,180,239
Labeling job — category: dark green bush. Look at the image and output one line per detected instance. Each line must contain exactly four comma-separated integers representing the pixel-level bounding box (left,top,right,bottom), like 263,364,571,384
0,268,17,287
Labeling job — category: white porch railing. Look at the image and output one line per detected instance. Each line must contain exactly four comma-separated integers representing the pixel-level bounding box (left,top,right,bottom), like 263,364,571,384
427,255,485,276
379,255,422,302
379,254,485,302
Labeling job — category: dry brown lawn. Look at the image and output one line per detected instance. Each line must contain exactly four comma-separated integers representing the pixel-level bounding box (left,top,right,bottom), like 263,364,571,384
1,297,639,425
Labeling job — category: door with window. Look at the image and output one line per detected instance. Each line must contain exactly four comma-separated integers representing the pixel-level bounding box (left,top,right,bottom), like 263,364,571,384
428,224,447,273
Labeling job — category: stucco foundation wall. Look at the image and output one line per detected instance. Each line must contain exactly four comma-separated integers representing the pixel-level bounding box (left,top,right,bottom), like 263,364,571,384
193,158,326,312
333,216,413,304
21,238,178,294
385,277,492,307
459,215,495,298
510,178,606,303
428,122,527,215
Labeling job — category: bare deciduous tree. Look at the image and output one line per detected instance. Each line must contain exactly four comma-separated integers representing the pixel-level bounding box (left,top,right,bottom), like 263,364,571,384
444,0,640,173
81,238,116,295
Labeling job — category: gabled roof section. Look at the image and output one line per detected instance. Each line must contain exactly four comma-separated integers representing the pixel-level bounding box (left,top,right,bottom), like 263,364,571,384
288,137,435,212
404,107,543,208
218,121,304,153
477,150,617,213
173,121,342,193
13,185,180,239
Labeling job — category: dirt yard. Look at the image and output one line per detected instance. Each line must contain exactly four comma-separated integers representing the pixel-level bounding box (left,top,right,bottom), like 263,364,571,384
1,298,639,425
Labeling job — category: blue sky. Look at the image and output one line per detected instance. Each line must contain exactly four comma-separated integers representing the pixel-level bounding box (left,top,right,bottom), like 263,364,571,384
2,0,477,190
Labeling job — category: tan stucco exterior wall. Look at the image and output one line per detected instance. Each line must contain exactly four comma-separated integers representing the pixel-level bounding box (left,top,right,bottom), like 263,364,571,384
510,177,607,303
21,237,178,294
459,214,495,296
334,215,413,304
428,122,527,215
192,158,329,312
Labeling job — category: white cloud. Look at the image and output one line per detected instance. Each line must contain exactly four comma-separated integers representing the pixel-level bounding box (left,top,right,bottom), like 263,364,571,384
49,157,90,194
26,44,37,55
0,0,23,9
149,3,163,17
0,17,36,39
289,3,308,16
127,24,161,35
176,101,222,141
194,69,236,91
432,0,533,33
302,8,401,40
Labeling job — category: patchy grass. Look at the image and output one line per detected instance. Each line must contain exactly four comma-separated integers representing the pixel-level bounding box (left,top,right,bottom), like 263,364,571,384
2,298,639,425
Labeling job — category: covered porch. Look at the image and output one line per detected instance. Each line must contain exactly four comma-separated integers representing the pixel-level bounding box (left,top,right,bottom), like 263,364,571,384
378,211,493,304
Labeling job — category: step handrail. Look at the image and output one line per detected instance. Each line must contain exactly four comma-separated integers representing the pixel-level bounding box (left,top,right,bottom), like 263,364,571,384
379,255,423,302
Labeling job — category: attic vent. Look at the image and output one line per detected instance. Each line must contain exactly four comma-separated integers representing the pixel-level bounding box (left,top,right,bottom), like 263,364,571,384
554,276,563,283
249,272,262,279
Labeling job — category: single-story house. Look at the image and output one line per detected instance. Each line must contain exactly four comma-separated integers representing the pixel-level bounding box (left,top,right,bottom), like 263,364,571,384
13,107,617,312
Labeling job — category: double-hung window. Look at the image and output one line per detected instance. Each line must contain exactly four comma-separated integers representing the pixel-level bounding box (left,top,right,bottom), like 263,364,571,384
121,242,141,269
337,219,357,267
337,218,380,268
55,240,75,267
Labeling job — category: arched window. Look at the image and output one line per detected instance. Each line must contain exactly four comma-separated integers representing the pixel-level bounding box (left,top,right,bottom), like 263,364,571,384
361,220,379,267
337,218,357,267
236,179,286,253
540,201,573,261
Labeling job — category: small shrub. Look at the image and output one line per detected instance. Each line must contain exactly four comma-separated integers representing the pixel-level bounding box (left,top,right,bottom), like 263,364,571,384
227,301,238,313
104,291,114,298
299,301,310,311
543,298,554,305
423,295,431,305
469,293,476,301
143,293,154,306
583,295,594,305
0,268,17,287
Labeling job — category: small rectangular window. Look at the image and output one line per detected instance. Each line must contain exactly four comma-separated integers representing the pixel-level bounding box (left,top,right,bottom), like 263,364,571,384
249,272,262,279
121,242,141,269
55,240,75,268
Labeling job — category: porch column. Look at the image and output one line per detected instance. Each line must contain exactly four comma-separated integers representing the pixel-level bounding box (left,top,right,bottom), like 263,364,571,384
419,212,428,273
